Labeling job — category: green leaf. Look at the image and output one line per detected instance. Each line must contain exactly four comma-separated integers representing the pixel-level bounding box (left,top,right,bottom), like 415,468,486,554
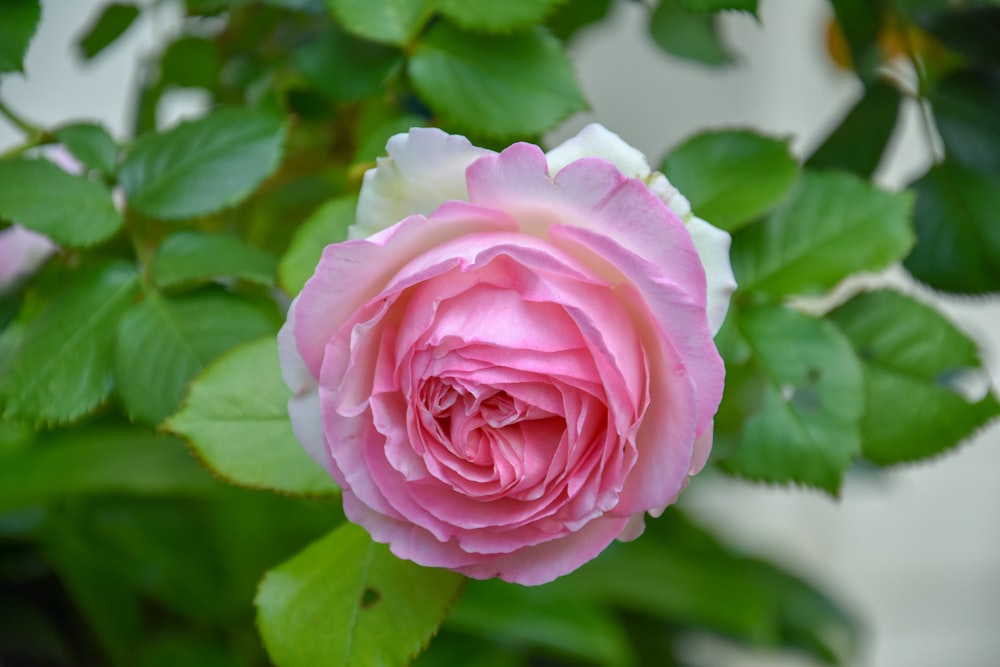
807,80,901,178
326,0,432,45
828,0,886,80
256,522,465,667
54,122,119,175
678,0,757,13
721,306,864,494
434,0,566,31
661,129,799,231
732,170,914,296
160,36,219,89
165,337,339,495
295,28,402,103
904,4,1000,65
0,0,40,73
76,2,141,61
903,160,1000,293
118,108,286,220
546,0,614,42
0,261,139,423
0,426,215,511
649,0,732,66
409,23,586,139
114,290,276,425
278,195,355,295
930,67,1000,172
0,158,122,246
829,290,1000,464
151,231,277,290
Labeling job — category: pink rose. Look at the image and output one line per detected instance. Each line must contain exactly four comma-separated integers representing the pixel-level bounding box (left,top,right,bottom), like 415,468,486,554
279,124,735,584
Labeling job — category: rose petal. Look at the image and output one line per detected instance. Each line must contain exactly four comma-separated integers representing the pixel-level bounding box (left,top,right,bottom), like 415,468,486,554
685,216,736,335
546,123,651,180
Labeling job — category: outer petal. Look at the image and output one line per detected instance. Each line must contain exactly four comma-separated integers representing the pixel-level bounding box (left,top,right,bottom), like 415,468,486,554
685,216,736,335
351,128,494,239
546,123,651,180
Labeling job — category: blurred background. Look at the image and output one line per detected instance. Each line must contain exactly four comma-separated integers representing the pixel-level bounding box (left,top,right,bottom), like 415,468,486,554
1,1,998,665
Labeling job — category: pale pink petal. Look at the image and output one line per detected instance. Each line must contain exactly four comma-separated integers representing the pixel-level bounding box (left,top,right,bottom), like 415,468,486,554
0,226,56,287
287,388,328,469
546,123,651,180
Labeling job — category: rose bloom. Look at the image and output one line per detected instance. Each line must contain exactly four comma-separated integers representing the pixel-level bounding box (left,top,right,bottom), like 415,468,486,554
279,124,735,585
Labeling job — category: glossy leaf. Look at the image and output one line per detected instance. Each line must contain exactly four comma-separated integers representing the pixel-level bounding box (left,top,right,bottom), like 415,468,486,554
256,522,465,667
165,337,338,495
326,0,432,45
435,0,566,31
732,170,914,296
929,67,1000,172
295,28,401,103
721,306,864,494
409,23,585,139
0,261,139,423
54,122,119,175
278,195,355,295
903,160,1000,293
76,2,140,60
661,129,799,230
151,231,277,290
118,108,286,220
829,290,1000,464
649,0,731,66
807,80,901,178
0,158,122,247
0,0,40,73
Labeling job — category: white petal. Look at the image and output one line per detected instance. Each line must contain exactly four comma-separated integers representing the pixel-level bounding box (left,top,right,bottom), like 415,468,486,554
686,216,736,335
351,127,493,239
546,123,652,179
617,512,647,542
288,388,329,469
277,296,315,394
646,172,692,218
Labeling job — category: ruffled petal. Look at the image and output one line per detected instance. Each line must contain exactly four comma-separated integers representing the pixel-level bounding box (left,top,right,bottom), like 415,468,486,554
546,123,652,180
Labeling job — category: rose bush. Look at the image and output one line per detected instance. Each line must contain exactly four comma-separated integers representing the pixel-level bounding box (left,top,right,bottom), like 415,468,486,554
278,124,735,584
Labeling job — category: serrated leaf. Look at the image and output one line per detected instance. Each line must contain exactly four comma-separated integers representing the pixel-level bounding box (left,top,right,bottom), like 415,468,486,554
278,195,355,295
661,129,799,230
930,67,1000,172
54,122,119,175
649,0,732,66
0,158,122,246
807,80,901,178
829,290,1000,464
118,108,286,220
409,23,585,139
326,0,432,45
678,0,757,13
151,231,277,290
76,2,140,61
0,261,139,423
435,0,566,31
256,522,465,667
732,170,914,296
295,27,401,103
165,338,338,495
0,0,40,73
113,290,276,425
903,160,1000,293
721,306,864,494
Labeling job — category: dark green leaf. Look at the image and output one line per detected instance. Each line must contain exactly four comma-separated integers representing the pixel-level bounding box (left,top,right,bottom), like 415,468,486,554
434,0,566,31
0,158,122,246
134,632,245,667
256,522,465,667
54,122,119,175
409,23,586,139
929,67,1000,172
807,80,901,178
76,3,140,61
160,36,219,89
165,337,339,495
278,195,355,295
661,129,799,231
732,170,914,296
721,306,864,494
547,0,613,41
904,5,1000,65
649,0,732,66
326,0,432,45
151,231,277,290
118,108,286,220
903,160,1000,293
829,290,1000,464
295,28,401,102
678,0,757,13
828,0,886,80
0,0,40,73
114,290,276,425
0,261,139,423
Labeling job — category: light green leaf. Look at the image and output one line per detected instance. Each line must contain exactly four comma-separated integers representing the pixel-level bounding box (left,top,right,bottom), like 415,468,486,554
829,290,1000,464
0,0,40,73
722,306,864,494
165,338,338,495
118,108,286,220
0,261,139,423
151,231,277,290
326,0,432,45
679,0,757,12
76,2,140,61
54,122,119,175
661,129,799,230
0,158,122,246
732,170,914,296
278,195,356,295
434,0,566,31
409,23,586,139
649,0,733,66
295,28,402,103
256,522,465,667
114,290,276,425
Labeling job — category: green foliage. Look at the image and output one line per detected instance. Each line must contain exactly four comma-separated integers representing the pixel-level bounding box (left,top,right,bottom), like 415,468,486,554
409,23,586,139
0,0,40,74
160,36,219,89
807,80,901,178
828,0,885,80
76,3,141,61
256,522,466,667
435,0,566,32
295,27,402,103
929,68,1000,172
166,338,339,495
661,129,799,230
326,0,432,45
151,231,278,290
278,195,356,295
0,158,122,246
649,0,733,66
54,122,119,175
678,0,757,14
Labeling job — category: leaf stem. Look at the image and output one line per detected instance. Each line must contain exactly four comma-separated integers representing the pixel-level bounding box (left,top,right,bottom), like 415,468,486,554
0,100,55,159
